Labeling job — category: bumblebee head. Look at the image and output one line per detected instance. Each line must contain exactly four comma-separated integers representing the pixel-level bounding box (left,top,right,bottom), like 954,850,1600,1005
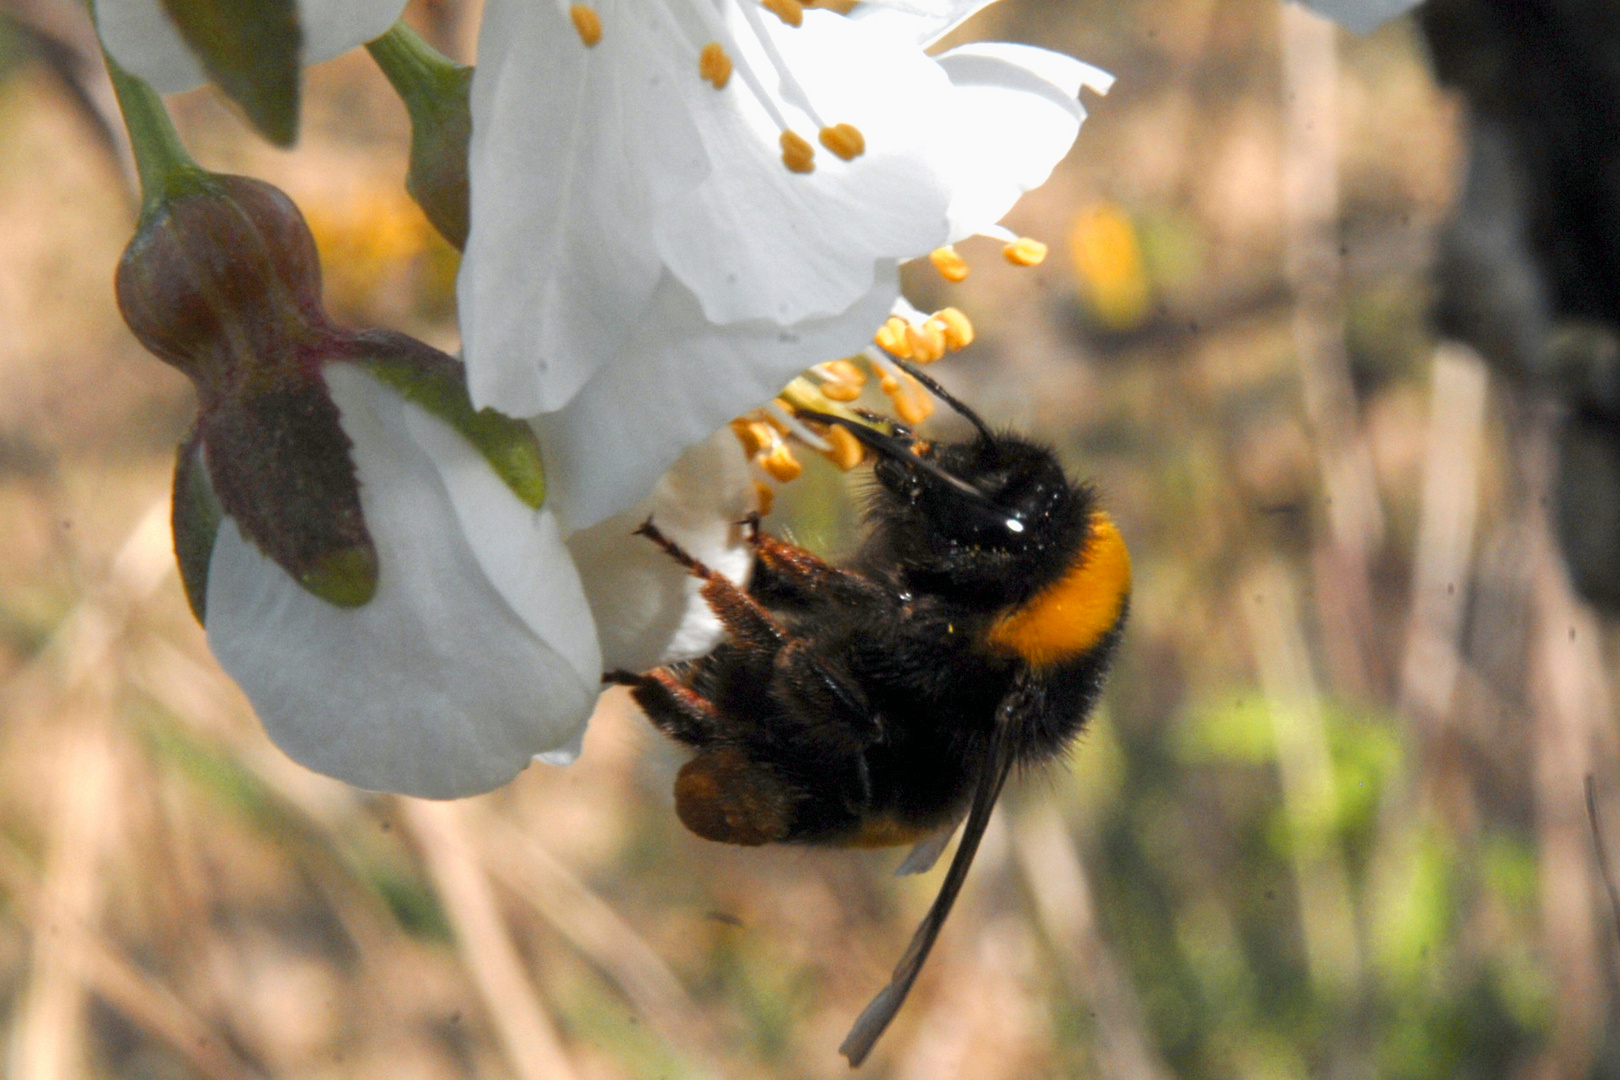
799,368,1096,608
871,429,1091,593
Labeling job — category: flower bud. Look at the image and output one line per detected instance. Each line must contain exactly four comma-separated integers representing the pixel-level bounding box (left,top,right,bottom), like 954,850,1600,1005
367,24,472,250
116,174,379,609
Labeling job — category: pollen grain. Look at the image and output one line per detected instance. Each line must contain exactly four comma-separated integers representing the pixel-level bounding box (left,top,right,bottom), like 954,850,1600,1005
929,246,970,282
935,307,974,350
569,4,602,46
880,369,934,425
874,316,912,358
819,123,866,161
823,425,865,471
762,0,805,25
699,43,733,89
762,443,803,482
1003,236,1048,267
780,131,816,173
906,320,947,364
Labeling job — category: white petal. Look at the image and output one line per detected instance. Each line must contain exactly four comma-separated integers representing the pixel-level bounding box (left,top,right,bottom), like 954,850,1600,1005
96,0,208,93
932,43,1111,243
651,8,951,326
534,263,899,532
460,0,706,415
97,0,405,95
568,429,757,674
848,0,1001,48
298,0,404,66
401,390,601,694
1294,0,1420,34
205,364,598,798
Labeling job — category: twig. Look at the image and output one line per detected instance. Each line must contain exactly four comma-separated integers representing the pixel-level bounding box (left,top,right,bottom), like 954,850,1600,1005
402,798,581,1080
0,834,263,1080
473,813,729,1078
1584,775,1620,950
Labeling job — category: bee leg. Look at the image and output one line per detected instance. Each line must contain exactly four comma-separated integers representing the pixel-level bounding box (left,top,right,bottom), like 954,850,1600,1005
637,518,788,654
674,746,794,846
770,638,882,751
606,668,723,747
747,526,892,611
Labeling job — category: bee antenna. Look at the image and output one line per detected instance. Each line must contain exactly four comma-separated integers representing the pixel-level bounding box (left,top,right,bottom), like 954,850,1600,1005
796,410,990,505
892,359,996,445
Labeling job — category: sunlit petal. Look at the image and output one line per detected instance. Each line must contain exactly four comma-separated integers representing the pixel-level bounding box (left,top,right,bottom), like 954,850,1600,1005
205,364,598,798
534,264,898,532
569,429,758,673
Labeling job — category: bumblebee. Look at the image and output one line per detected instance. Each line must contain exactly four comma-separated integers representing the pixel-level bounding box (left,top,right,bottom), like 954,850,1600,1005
609,364,1130,1066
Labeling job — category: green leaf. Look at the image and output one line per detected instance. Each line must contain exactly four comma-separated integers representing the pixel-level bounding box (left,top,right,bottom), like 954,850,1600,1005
157,0,302,145
171,431,223,623
360,352,546,509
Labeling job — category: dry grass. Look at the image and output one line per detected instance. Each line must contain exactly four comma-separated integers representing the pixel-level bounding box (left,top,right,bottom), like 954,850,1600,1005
0,0,1615,1076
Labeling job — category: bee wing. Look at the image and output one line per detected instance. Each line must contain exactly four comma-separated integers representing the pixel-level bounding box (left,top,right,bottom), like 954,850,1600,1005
894,816,964,876
838,685,1023,1067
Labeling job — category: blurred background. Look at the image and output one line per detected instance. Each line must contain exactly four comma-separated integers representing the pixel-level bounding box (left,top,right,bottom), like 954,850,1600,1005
0,0,1616,1076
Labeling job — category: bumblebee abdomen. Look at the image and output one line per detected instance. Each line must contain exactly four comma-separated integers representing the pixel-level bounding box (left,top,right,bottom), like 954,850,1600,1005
986,512,1130,670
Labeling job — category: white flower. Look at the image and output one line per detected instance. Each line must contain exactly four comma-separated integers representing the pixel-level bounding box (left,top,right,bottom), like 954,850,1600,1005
1294,0,1421,34
460,0,1108,530
567,427,758,673
931,42,1114,244
204,362,602,798
532,265,898,531
459,0,955,420
201,363,759,797
96,0,404,94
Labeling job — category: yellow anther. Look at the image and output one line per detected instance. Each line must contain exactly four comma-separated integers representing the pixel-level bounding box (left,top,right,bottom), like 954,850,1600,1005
699,43,733,89
762,443,803,482
569,4,602,46
823,425,865,471
753,481,776,516
780,131,815,174
880,370,934,426
826,358,865,384
1003,236,1048,267
816,358,867,402
905,320,947,364
730,417,776,458
874,315,912,358
929,246,970,282
819,123,865,161
934,307,974,351
762,0,804,25
763,407,792,435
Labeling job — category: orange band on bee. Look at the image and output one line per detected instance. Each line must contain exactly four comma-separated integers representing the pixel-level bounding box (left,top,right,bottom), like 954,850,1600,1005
987,512,1130,669
836,814,939,849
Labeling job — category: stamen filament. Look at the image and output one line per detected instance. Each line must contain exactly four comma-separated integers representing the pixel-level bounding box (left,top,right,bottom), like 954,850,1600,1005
734,0,828,127
767,399,833,452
